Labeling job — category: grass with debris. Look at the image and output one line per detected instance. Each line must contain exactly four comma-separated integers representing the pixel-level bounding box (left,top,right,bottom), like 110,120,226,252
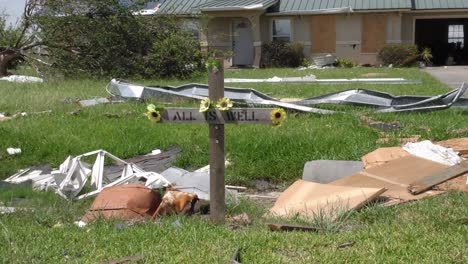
1,67,468,263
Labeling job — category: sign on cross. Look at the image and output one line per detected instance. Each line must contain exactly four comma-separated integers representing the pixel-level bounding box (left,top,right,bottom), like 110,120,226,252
147,59,285,223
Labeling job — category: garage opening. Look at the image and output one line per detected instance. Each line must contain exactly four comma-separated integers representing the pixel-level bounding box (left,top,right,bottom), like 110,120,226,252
415,18,468,65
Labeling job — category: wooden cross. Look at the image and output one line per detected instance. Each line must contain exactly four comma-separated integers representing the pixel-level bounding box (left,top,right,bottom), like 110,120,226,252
153,59,281,223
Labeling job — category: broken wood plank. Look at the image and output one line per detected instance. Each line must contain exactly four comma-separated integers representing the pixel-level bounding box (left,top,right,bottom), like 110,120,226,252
408,160,468,195
268,223,321,232
225,185,247,191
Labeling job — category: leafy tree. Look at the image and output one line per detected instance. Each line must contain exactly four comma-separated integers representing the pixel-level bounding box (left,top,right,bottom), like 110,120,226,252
0,0,43,77
1,0,204,79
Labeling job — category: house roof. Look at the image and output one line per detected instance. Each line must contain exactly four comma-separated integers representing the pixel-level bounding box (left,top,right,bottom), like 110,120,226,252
415,0,468,10
272,0,411,13
197,0,278,11
158,0,210,15
158,0,468,15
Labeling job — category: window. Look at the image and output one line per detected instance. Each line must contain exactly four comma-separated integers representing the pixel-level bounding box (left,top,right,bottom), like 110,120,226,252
448,25,464,48
272,19,291,42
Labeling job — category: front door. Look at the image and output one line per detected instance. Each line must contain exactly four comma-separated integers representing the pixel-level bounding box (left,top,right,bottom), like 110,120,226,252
233,20,254,66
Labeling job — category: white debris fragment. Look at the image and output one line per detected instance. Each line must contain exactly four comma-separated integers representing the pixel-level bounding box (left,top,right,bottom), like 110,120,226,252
403,140,464,166
6,148,21,155
146,149,162,156
74,220,87,228
5,149,171,200
0,75,44,83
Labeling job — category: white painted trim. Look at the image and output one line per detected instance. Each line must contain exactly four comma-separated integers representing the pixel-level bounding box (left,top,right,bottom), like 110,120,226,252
412,14,468,44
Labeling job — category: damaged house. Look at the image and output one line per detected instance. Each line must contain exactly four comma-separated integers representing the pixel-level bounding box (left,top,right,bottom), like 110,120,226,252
157,0,468,67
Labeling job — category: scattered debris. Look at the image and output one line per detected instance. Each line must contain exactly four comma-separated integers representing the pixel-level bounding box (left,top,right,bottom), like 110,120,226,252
224,75,418,85
78,97,125,107
0,75,43,83
107,79,335,115
0,206,17,214
336,241,355,249
225,75,316,83
269,180,386,219
437,138,468,158
303,160,364,184
81,184,162,223
298,65,335,70
155,190,199,216
313,54,336,67
408,161,468,194
6,147,21,155
267,223,320,232
4,149,171,200
331,155,450,206
294,84,468,112
361,147,410,169
403,140,464,166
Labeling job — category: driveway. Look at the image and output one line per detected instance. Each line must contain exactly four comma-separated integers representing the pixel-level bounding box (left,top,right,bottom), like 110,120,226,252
423,66,468,88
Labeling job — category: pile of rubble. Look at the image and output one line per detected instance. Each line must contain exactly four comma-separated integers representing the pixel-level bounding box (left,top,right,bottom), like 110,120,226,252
269,138,468,219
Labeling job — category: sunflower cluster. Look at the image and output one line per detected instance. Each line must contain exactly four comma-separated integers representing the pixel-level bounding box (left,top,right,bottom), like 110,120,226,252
270,108,286,128
146,104,161,123
199,97,233,112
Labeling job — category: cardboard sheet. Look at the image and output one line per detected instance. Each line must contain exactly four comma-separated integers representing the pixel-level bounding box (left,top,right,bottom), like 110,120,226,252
437,138,468,158
269,180,386,219
332,155,449,205
361,147,410,169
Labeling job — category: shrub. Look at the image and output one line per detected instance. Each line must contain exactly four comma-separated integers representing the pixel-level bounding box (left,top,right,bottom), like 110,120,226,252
261,41,305,68
335,58,357,68
145,32,204,79
378,44,419,67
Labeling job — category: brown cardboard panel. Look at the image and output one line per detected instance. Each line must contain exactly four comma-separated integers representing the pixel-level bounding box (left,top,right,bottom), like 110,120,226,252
332,155,449,204
361,147,410,169
81,184,162,222
437,138,468,158
311,15,336,53
362,14,387,53
269,180,385,219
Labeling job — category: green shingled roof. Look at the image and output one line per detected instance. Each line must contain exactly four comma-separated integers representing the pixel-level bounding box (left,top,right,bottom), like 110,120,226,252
158,0,468,15
198,0,278,11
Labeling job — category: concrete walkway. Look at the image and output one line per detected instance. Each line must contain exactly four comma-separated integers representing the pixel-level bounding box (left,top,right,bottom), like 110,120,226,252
423,66,468,88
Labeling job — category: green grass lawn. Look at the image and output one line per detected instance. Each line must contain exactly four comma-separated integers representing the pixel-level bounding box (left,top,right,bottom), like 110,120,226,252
1,67,467,263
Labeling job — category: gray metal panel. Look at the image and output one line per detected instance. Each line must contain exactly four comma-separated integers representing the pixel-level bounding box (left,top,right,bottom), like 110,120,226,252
415,0,468,9
275,0,412,12
158,0,210,15
197,0,278,10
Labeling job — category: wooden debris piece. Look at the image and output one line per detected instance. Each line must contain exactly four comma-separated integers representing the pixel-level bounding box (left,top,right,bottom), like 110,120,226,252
361,147,410,169
408,161,468,194
437,138,468,158
268,223,321,232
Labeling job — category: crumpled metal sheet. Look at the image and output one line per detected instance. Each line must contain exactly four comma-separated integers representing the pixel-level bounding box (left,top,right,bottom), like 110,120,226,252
107,79,335,115
107,79,467,113
293,83,468,112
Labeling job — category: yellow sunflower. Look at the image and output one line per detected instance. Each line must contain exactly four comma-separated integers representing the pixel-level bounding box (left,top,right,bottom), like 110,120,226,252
270,108,286,128
216,97,233,111
147,109,161,122
199,98,213,112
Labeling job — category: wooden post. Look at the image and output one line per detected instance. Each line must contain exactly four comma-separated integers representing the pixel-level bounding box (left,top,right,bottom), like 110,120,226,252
208,58,225,223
